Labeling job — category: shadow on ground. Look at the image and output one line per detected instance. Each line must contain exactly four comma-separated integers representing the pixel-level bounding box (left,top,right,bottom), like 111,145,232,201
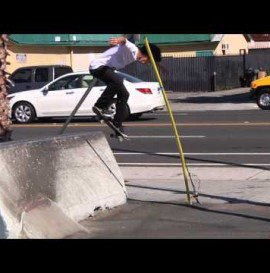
11,116,157,125
127,183,270,224
174,92,254,104
114,147,270,171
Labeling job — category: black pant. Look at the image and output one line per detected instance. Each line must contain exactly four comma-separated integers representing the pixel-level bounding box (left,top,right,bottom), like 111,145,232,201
90,66,130,125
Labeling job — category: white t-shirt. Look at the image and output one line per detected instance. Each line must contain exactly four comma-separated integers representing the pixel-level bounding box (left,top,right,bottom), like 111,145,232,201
89,39,139,70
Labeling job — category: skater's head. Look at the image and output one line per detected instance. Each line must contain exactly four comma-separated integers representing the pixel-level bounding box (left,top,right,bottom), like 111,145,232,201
137,43,162,64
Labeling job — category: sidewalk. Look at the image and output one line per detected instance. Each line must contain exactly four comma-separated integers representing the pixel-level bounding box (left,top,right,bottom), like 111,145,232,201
121,166,270,205
164,88,259,111
80,166,270,238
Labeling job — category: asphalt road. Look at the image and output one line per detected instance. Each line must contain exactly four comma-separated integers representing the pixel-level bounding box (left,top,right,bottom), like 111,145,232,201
10,109,270,169
81,200,270,239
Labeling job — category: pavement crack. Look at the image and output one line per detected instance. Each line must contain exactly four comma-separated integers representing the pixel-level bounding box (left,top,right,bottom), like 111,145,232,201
247,170,267,181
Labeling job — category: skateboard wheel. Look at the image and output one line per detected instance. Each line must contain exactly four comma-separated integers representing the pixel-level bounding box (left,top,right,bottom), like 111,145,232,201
118,137,124,142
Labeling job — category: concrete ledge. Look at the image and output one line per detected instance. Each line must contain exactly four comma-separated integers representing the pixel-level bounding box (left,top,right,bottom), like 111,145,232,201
0,132,127,238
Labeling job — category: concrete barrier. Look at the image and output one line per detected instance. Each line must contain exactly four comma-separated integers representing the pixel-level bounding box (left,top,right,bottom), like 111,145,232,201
0,208,7,238
0,132,127,238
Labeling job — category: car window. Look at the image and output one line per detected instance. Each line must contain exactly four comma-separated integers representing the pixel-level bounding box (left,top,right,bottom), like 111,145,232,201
80,75,94,88
35,68,49,82
10,69,32,83
48,75,82,91
55,67,73,79
93,72,142,86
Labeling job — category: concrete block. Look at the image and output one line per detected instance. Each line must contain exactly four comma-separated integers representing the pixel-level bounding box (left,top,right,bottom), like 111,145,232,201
20,195,89,239
0,132,127,238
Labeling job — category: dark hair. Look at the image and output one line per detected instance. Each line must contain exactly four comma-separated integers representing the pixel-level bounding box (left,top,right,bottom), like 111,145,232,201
139,43,162,63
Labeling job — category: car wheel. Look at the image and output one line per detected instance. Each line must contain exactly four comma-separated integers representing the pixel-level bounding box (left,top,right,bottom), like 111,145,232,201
13,102,36,123
107,100,117,118
256,92,270,110
107,100,130,121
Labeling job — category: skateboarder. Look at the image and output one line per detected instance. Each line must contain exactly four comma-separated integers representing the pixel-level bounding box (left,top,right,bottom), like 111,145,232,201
90,36,162,136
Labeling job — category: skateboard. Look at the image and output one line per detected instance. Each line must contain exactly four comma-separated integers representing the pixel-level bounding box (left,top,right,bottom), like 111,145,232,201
92,107,129,142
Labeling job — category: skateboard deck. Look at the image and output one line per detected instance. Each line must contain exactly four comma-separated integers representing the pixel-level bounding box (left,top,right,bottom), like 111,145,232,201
93,107,129,142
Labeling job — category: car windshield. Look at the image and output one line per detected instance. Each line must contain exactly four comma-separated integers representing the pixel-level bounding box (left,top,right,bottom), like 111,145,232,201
116,72,143,83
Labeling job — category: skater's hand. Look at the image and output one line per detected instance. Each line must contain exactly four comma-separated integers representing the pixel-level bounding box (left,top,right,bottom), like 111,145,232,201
110,37,126,46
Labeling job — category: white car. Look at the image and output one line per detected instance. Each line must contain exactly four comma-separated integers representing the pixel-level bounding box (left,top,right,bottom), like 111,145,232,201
7,71,165,124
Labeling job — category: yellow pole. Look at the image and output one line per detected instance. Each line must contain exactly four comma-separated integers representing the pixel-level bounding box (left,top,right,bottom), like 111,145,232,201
144,37,192,205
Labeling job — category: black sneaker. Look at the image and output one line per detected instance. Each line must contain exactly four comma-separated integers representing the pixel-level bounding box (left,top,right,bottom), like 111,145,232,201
93,106,114,118
102,109,114,118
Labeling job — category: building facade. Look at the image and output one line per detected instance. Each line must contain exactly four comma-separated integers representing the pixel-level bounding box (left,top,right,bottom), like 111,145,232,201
7,34,248,73
244,34,270,50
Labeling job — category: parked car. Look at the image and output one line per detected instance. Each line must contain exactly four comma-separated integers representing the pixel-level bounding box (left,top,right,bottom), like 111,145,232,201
7,71,165,123
8,65,73,94
250,76,270,110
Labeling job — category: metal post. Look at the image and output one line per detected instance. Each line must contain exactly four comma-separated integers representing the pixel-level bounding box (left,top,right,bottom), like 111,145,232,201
240,49,247,75
144,37,192,205
58,78,97,135
212,72,217,92
70,46,74,69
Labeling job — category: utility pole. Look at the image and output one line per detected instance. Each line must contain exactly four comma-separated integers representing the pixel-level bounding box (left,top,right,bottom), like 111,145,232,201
68,34,74,69
240,49,247,75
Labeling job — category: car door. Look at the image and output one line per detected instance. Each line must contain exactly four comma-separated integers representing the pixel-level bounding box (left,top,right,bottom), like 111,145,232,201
8,68,33,93
33,67,51,89
36,74,84,116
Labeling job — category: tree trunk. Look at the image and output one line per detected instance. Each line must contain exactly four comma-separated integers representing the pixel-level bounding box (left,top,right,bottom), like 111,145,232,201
0,34,12,141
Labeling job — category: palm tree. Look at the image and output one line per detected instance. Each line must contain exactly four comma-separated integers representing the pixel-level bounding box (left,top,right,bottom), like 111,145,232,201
0,34,12,142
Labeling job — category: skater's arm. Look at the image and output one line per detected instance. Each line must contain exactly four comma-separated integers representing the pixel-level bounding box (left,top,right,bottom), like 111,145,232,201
110,36,138,60
110,37,127,46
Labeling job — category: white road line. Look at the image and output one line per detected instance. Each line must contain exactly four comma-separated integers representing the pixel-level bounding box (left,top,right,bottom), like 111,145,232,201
114,152,270,155
118,163,270,167
128,135,206,139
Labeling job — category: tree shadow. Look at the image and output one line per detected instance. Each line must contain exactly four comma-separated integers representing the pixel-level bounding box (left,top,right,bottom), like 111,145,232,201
113,147,270,171
127,184,270,223
174,92,254,104
127,184,270,208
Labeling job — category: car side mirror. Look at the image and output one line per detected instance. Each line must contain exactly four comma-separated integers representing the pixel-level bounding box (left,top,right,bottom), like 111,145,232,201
42,86,49,94
7,78,15,87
